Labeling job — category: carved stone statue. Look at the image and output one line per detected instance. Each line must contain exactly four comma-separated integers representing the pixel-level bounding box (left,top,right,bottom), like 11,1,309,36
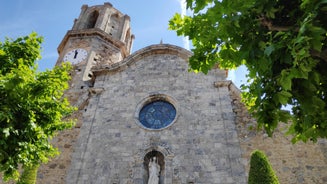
148,157,160,184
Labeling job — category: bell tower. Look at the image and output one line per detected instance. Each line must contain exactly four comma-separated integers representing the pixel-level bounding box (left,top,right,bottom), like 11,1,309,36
57,2,134,81
56,2,134,106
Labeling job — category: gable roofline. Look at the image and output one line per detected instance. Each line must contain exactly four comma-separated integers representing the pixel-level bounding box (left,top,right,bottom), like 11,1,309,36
92,44,192,75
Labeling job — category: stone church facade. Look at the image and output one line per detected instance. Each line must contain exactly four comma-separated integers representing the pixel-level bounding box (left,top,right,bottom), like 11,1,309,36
9,2,327,184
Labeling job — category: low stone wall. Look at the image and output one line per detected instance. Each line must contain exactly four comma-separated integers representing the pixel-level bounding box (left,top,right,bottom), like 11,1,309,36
228,81,327,184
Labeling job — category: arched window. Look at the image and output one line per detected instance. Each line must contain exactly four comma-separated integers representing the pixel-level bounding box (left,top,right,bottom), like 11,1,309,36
108,13,119,37
86,10,99,29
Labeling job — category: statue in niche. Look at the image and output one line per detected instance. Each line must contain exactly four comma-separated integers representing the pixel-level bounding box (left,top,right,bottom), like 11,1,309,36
148,157,160,184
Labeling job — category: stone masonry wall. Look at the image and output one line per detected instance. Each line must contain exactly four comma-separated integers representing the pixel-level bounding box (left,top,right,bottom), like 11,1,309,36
66,48,247,184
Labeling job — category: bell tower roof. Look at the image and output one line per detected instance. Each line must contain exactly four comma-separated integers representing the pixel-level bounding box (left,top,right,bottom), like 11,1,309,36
57,2,134,58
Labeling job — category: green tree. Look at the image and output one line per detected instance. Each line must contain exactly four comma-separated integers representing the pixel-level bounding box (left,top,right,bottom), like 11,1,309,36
0,33,75,183
248,150,279,184
169,0,327,142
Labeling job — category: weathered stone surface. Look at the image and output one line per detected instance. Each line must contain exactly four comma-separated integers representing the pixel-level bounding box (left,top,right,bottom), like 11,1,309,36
63,44,245,184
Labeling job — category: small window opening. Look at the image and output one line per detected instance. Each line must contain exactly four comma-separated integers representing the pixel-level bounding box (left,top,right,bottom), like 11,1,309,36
86,10,99,29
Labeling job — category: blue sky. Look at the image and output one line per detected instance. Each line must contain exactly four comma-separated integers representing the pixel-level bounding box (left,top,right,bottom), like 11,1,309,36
0,0,246,87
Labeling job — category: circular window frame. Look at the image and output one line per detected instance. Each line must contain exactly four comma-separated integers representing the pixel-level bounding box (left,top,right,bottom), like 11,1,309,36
135,94,179,131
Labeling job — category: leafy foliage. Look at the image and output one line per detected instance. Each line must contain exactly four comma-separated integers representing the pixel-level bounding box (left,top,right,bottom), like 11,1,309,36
248,150,279,184
169,0,327,142
0,33,75,181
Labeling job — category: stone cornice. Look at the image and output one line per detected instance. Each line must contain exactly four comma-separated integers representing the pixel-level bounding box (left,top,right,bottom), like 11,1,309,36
57,28,127,57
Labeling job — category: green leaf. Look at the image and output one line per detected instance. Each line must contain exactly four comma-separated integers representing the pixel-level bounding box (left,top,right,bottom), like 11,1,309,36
264,45,275,56
279,70,292,90
2,128,10,137
309,26,325,51
278,110,291,123
275,91,292,105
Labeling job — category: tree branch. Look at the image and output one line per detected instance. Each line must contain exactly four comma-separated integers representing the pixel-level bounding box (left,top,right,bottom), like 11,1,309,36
258,15,293,32
310,48,327,62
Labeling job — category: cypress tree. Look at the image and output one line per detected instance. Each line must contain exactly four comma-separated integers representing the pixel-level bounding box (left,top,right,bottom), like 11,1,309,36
248,150,279,184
